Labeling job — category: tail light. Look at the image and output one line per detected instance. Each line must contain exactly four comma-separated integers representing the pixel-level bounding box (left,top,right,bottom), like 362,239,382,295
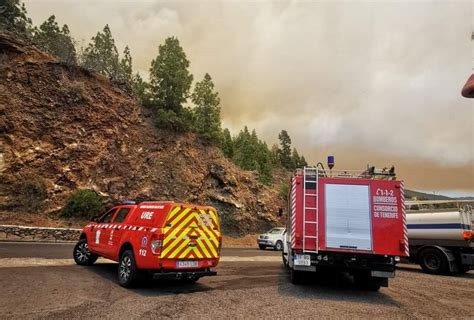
150,233,164,255
463,230,472,241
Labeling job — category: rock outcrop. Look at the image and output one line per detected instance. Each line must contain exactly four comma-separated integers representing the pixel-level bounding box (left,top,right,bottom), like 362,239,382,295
0,32,286,235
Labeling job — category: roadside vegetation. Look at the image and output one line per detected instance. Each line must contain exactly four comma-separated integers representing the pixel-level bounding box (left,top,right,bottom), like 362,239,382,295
1,1,308,184
61,190,104,218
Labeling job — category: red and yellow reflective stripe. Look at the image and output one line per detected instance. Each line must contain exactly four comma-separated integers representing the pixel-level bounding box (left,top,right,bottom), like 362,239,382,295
161,206,220,259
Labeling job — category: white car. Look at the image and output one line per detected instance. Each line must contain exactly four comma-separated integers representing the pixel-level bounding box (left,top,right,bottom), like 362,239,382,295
257,227,285,250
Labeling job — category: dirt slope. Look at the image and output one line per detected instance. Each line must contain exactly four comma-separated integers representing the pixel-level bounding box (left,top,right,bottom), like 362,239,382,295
0,32,286,235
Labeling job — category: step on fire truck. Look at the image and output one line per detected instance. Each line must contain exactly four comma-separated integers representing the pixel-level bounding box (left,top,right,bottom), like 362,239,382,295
282,157,408,291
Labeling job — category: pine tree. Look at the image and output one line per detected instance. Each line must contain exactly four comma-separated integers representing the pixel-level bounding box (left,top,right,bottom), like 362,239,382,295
269,144,280,166
255,140,273,184
0,0,32,36
291,148,300,170
192,73,222,143
278,130,292,169
149,37,193,131
81,25,121,80
119,45,133,84
32,15,76,64
131,72,148,102
232,126,273,184
299,155,308,167
221,128,234,158
233,126,255,170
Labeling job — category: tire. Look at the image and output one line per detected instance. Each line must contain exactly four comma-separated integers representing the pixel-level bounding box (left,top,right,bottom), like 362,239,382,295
274,241,283,251
290,267,303,285
118,250,139,288
354,274,381,292
418,248,449,275
73,239,98,266
282,252,289,268
259,245,266,250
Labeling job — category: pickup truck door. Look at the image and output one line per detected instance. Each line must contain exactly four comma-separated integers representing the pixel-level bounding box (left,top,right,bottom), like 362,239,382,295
90,208,117,255
104,207,133,259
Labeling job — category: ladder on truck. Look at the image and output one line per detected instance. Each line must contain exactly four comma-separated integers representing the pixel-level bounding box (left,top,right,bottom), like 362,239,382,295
302,166,318,253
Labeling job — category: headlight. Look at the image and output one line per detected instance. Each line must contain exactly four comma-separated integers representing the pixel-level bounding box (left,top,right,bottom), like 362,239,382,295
394,256,400,262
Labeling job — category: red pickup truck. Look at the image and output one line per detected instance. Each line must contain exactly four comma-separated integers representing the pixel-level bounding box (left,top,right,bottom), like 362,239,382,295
73,201,222,287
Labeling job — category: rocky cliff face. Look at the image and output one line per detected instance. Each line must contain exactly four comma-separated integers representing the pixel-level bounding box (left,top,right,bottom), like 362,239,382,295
0,32,286,235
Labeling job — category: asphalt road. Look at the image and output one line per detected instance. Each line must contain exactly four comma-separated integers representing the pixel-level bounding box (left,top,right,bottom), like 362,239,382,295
1,242,473,319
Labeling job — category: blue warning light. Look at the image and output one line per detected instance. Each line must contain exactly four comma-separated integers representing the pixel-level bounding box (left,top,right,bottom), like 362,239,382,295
327,156,335,169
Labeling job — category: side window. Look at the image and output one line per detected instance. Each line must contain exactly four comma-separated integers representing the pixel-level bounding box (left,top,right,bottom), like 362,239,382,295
99,208,117,223
114,208,131,223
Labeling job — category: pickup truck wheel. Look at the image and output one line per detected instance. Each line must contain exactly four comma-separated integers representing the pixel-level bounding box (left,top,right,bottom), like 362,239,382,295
274,241,283,251
259,245,266,250
118,250,139,288
73,239,98,266
419,248,448,275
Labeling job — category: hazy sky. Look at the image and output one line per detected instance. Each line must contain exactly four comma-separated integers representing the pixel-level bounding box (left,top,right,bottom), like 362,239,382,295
24,0,474,196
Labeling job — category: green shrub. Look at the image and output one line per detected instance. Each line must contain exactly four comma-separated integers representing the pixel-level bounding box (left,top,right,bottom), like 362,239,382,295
62,189,104,218
14,174,48,212
279,183,290,201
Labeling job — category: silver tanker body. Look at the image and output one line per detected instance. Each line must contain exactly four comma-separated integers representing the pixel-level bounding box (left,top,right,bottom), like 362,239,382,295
407,211,472,241
406,207,474,275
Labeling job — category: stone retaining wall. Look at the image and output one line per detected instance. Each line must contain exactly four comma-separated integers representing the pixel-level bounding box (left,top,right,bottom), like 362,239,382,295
0,225,81,241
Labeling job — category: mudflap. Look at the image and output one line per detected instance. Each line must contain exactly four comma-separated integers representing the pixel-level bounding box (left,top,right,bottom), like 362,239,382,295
433,246,458,273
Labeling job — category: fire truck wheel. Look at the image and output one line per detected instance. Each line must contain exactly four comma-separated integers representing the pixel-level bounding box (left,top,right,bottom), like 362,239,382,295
418,247,448,275
118,250,139,288
259,245,266,250
290,268,303,285
73,239,98,266
354,274,381,291
274,241,283,251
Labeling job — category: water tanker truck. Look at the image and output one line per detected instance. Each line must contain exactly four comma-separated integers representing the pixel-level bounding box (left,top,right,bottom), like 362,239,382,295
407,206,474,274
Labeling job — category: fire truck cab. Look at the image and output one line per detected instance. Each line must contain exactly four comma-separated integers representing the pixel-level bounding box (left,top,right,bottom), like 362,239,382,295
73,201,222,287
283,162,408,291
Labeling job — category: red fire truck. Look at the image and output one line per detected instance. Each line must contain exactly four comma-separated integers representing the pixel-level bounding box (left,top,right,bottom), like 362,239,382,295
282,161,408,291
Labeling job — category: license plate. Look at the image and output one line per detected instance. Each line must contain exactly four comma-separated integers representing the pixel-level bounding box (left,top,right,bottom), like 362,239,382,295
294,254,311,266
177,261,198,268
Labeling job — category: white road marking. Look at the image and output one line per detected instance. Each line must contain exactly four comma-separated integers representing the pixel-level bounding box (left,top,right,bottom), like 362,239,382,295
220,256,281,262
0,256,281,268
0,258,113,268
